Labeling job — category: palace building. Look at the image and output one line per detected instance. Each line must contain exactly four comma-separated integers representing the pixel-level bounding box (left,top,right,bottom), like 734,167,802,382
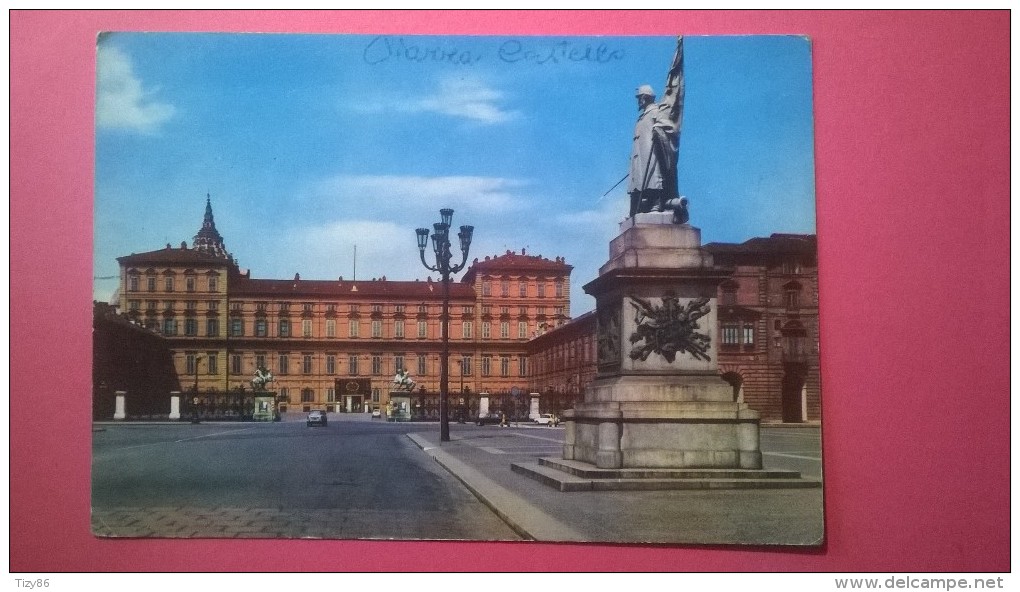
103,197,818,424
112,197,573,418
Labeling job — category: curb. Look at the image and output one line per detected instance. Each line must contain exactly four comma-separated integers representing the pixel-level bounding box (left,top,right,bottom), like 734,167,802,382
406,433,587,543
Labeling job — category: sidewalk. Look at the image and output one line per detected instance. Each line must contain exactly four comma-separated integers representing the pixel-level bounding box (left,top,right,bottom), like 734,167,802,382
407,427,825,546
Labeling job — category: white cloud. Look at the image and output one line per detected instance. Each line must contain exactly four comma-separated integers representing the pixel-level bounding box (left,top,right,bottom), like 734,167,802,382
350,76,517,125
96,45,174,133
312,174,532,215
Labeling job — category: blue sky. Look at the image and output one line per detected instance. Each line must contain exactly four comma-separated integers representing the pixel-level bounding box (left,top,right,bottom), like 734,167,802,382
94,33,815,315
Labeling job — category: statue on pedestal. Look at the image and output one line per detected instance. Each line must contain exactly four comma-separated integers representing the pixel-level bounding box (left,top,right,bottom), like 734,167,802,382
628,36,689,224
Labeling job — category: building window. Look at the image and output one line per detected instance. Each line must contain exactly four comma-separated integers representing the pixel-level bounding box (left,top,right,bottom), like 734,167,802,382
481,279,491,296
186,301,198,311
230,354,242,374
230,317,243,337
722,325,740,345
303,354,313,374
481,355,491,376
302,319,313,338
162,318,177,335
417,354,427,376
395,304,405,314
371,304,383,313
301,388,314,403
206,353,218,375
500,321,510,339
255,353,266,370
537,282,546,298
186,276,196,292
372,388,380,403
255,319,268,337
146,300,157,311
327,388,336,402
184,318,198,336
185,353,197,375
146,276,157,292
482,305,491,316
518,355,527,377
462,321,473,339
463,305,474,315
743,324,755,346
417,320,427,338
785,290,800,309
206,318,219,337
128,300,140,311
519,282,527,298
460,355,473,376
394,355,405,372
326,354,336,375
482,322,491,339
518,321,528,339
349,355,359,375
279,319,290,337
372,355,382,375
208,276,218,292
350,304,359,313
500,356,510,377
372,319,383,338
326,319,336,338
128,275,139,292
165,276,175,292
163,300,175,312
231,301,243,312
208,301,218,311
278,354,289,375
279,388,290,403
279,302,290,313
394,320,404,338
418,303,427,314
349,320,360,338
722,287,737,306
303,303,314,313
501,280,510,297
256,302,267,312
555,281,564,298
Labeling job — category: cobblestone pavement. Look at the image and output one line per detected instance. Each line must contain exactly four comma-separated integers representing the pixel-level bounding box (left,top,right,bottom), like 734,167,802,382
91,505,518,540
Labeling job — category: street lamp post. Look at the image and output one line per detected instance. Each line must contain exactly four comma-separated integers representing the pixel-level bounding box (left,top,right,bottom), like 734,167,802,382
191,355,203,424
416,209,474,442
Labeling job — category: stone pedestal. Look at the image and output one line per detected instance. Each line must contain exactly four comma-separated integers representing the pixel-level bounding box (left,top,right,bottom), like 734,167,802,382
478,393,490,419
169,392,181,420
563,215,762,470
114,391,126,420
529,393,540,420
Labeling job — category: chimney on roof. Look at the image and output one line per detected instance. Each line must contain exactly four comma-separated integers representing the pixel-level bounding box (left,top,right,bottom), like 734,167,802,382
166,243,172,249
181,241,188,249
338,276,343,281
522,248,526,255
294,273,300,281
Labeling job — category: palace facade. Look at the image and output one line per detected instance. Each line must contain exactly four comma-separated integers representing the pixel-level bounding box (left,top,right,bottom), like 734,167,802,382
113,198,572,417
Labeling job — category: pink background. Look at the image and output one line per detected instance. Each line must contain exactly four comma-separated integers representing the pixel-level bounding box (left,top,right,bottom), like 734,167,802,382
10,11,1010,572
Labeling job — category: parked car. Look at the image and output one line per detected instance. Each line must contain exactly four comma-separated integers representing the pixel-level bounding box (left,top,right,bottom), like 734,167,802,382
476,413,502,426
535,413,560,426
306,410,327,427
371,409,382,419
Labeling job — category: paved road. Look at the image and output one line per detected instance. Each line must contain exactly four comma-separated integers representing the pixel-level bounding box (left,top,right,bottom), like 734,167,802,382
91,415,521,540
412,422,824,545
92,416,822,543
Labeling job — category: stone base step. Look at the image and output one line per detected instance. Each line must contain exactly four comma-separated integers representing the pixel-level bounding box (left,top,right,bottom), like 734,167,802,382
511,458,822,492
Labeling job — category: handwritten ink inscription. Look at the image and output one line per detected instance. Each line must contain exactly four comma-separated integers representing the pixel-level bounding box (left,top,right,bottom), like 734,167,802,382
363,36,625,67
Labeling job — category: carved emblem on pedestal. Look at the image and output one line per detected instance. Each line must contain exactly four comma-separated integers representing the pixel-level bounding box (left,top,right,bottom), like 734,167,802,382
628,294,711,362
597,304,622,366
